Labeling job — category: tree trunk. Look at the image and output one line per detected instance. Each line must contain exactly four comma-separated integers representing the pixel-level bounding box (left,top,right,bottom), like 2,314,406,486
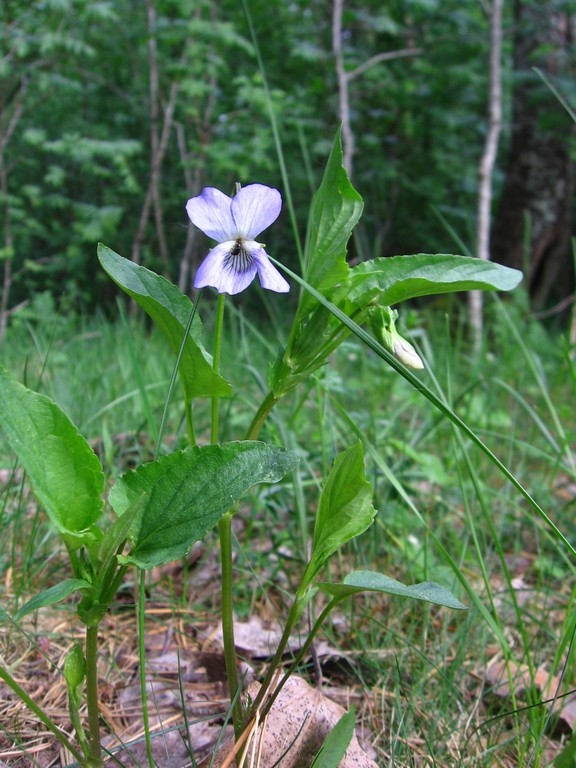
491,0,575,313
0,74,28,343
469,0,504,352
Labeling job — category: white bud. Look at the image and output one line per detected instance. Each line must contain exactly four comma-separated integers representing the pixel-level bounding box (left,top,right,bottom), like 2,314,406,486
393,336,424,370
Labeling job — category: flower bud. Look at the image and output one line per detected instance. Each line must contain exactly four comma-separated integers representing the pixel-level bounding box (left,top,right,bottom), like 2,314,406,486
369,306,424,370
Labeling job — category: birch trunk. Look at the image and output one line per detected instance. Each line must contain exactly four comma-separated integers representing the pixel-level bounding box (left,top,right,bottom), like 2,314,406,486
469,0,503,353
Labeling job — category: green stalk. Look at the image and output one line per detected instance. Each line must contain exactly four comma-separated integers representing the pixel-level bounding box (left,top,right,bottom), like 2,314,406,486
219,510,244,740
138,570,155,766
99,563,128,608
247,597,304,717
185,401,196,448
245,390,280,440
209,293,245,738
0,664,85,764
69,700,90,761
211,293,226,444
85,625,103,766
259,598,341,719
245,595,343,724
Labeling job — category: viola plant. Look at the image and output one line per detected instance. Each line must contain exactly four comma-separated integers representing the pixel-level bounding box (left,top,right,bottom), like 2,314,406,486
0,131,524,767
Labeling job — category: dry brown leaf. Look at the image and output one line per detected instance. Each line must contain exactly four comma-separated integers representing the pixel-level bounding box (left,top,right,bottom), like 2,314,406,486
204,675,378,768
486,658,559,699
211,616,341,663
212,616,301,658
556,695,576,731
485,657,576,732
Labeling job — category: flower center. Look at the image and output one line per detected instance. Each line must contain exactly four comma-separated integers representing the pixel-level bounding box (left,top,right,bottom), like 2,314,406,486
224,239,253,274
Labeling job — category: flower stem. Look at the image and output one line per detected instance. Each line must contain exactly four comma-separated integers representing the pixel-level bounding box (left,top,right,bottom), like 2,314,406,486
85,625,103,766
219,510,244,740
211,292,226,444
138,569,155,766
209,293,244,737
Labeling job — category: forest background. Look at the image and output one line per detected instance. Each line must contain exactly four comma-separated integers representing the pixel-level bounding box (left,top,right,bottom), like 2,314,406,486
1,0,575,332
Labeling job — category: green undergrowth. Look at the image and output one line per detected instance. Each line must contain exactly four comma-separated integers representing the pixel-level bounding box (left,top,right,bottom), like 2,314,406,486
1,292,575,767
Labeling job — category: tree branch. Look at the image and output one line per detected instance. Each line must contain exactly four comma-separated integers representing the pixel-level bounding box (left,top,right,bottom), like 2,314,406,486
132,2,185,270
332,0,354,175
0,75,28,153
346,47,423,81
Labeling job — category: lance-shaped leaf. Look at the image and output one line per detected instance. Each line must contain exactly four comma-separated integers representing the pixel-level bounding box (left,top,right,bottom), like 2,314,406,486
298,129,363,320
269,132,363,396
0,367,104,548
337,253,522,308
98,244,231,401
110,441,299,569
302,443,375,590
15,579,92,621
310,707,356,768
318,570,467,610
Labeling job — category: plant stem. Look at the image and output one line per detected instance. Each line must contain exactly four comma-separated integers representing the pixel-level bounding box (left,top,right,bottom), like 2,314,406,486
245,390,280,440
259,598,341,719
85,625,103,766
185,401,196,447
219,510,244,740
209,293,244,737
0,664,85,764
211,292,226,444
249,599,299,711
138,569,155,766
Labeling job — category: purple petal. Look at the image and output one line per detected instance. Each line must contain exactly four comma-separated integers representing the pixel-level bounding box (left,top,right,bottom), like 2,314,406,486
231,184,282,240
186,188,236,241
194,242,257,295
251,246,290,293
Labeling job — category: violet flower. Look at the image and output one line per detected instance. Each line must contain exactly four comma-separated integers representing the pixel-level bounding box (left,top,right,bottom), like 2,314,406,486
186,184,290,295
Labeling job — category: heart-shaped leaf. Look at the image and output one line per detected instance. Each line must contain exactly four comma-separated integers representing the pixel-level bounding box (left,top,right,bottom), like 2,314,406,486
0,367,104,548
98,244,231,402
110,441,299,569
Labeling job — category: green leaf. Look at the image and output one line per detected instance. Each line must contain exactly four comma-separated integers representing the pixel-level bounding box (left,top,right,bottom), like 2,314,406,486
95,492,145,573
554,730,576,767
340,253,523,307
304,443,375,588
64,643,89,756
64,643,86,694
110,442,299,569
299,129,363,318
318,570,467,610
97,244,232,402
310,707,355,768
15,579,92,621
0,367,104,548
269,133,363,396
